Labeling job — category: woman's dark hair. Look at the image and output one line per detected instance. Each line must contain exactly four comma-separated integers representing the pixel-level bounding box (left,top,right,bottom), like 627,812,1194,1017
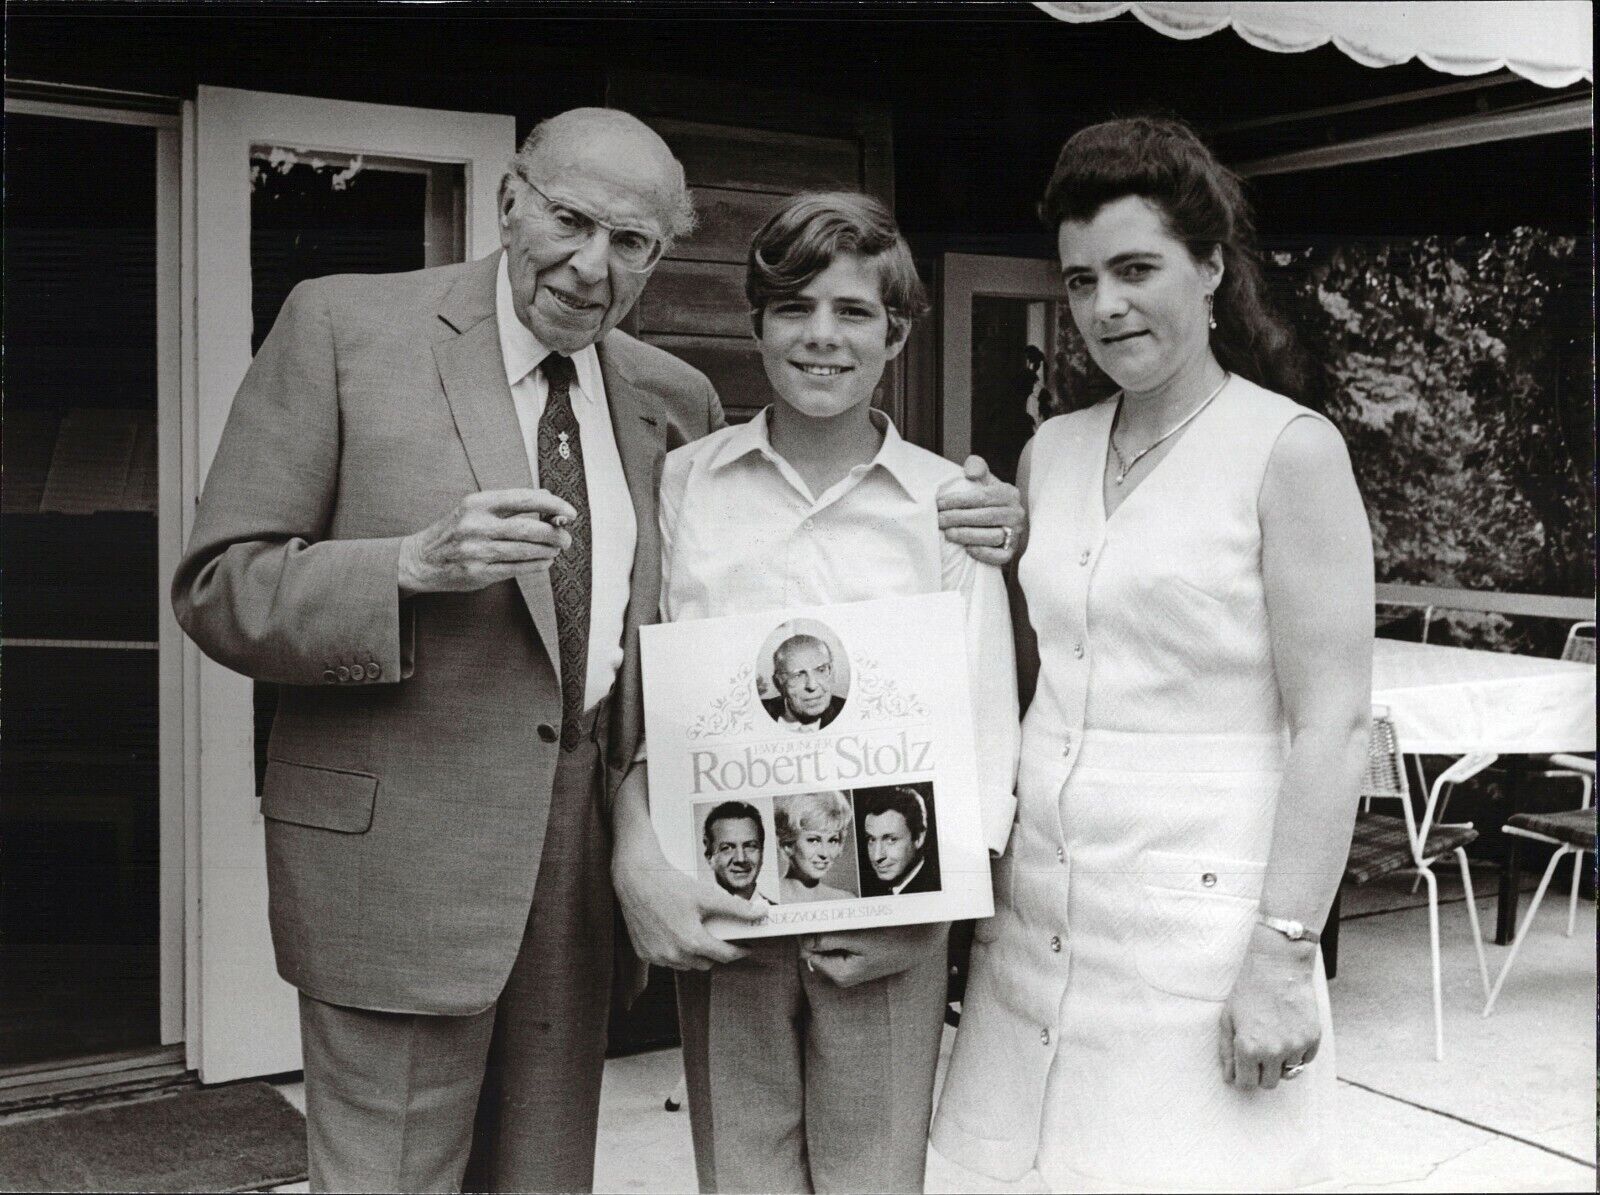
1039,116,1307,399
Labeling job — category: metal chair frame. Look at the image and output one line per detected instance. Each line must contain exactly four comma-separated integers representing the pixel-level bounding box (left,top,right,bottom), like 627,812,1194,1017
1354,709,1491,1060
1483,756,1597,1017
1561,620,1597,665
1501,622,1597,931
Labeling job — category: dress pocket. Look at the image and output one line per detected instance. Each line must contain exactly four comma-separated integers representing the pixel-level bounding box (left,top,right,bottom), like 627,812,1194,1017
1133,849,1266,1001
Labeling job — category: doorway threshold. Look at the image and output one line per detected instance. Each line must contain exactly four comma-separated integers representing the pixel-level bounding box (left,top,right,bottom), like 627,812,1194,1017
0,1044,190,1116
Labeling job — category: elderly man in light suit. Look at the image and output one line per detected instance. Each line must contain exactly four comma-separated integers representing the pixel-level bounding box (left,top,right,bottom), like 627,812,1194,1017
174,107,1020,1194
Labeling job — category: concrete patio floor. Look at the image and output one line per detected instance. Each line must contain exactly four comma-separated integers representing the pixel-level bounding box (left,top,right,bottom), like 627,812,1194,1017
273,868,1596,1193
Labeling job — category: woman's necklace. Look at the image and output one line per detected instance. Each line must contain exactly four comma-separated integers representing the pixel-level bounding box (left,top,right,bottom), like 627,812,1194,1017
1109,372,1231,485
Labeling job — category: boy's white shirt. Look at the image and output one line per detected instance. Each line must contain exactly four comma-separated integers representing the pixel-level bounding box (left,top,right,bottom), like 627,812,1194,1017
656,405,1019,854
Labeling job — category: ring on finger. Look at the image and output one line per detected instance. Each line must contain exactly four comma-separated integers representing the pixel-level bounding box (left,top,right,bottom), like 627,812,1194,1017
1281,1061,1307,1080
999,526,1015,553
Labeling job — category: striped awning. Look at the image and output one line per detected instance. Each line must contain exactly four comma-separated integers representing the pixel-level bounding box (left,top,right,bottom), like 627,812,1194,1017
1034,2,1593,88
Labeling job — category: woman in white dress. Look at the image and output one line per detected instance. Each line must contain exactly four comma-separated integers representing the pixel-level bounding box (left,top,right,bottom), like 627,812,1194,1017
932,117,1374,1191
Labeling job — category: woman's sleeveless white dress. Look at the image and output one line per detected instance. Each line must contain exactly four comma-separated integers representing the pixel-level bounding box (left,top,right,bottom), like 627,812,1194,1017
932,378,1338,1192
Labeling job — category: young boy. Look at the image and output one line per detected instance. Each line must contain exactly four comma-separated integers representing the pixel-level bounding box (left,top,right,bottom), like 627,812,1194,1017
636,191,1019,1192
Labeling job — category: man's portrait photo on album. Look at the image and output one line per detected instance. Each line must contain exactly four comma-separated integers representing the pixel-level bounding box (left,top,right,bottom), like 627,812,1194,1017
755,619,851,733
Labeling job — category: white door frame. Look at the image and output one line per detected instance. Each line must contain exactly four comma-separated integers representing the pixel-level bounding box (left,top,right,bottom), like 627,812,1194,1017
187,86,514,1083
939,253,1064,462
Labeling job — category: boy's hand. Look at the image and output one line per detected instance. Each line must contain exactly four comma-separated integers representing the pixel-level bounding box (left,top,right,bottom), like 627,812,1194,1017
611,839,765,971
937,456,1024,566
799,921,949,989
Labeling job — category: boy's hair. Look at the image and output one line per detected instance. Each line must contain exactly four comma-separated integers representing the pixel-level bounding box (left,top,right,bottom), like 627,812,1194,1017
746,191,929,338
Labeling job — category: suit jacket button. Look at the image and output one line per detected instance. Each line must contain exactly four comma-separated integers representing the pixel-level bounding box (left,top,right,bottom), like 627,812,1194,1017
537,723,559,743
365,662,381,680
336,666,351,681
323,669,338,683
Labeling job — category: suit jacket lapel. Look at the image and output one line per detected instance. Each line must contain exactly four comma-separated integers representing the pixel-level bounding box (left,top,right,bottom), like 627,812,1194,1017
602,341,667,625
433,257,560,672
598,338,667,768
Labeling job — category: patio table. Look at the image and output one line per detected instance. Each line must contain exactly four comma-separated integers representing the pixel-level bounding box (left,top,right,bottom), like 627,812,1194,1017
1322,639,1596,971
1371,638,1595,757
1370,638,1595,945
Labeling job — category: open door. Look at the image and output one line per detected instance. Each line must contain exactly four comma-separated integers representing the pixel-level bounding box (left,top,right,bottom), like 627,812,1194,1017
939,254,1067,482
188,86,512,1082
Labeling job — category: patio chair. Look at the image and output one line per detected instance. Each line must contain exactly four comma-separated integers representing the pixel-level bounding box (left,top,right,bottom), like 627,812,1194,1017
1342,709,1491,1060
1482,774,1597,1018
1561,620,1596,666
1491,620,1594,943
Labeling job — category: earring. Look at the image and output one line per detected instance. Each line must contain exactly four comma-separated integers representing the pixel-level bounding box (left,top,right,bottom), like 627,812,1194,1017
1206,293,1218,330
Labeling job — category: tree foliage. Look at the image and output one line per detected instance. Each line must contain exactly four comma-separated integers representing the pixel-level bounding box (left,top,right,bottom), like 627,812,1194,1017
1049,231,1594,648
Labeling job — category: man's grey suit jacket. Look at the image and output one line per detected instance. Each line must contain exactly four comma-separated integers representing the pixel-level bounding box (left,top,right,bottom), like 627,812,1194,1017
173,253,724,1015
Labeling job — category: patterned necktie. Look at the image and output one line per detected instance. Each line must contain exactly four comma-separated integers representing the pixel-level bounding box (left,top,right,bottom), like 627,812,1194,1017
537,353,591,750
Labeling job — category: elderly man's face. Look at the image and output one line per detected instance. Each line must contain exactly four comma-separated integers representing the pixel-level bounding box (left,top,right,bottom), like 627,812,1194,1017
775,642,833,721
499,127,675,354
865,810,925,886
706,816,763,899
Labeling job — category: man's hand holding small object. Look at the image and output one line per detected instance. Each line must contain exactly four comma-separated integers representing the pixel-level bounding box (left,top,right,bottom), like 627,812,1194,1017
398,488,577,596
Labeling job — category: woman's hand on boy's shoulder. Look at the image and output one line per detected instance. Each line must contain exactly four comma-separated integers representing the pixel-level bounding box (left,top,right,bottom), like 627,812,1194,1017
937,456,1025,566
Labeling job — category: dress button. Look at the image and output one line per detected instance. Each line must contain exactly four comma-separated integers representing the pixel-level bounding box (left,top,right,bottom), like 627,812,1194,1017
1202,872,1218,887
537,723,559,743
1049,934,1062,952
1056,846,1065,863
1079,550,1091,566
1040,1028,1051,1046
366,662,381,680
323,669,338,683
336,665,351,681
1073,642,1085,659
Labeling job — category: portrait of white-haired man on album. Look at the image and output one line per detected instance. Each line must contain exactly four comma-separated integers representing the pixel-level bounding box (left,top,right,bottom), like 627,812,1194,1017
761,631,847,732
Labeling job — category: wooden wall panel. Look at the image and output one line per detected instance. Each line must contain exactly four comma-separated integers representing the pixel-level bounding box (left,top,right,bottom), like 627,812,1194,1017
637,261,750,337
674,187,784,264
652,118,861,193
646,334,768,418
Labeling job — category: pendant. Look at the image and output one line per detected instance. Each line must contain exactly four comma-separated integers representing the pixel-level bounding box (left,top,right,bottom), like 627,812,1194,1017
1115,472,1127,485
558,431,572,461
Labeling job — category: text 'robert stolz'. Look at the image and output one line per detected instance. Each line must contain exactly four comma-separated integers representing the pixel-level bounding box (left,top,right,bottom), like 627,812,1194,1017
642,592,992,938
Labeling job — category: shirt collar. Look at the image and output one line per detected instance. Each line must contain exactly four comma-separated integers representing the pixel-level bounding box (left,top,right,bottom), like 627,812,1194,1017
890,857,925,895
707,405,921,497
495,252,603,404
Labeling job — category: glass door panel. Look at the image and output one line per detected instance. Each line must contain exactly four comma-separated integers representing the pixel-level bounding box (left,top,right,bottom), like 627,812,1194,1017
0,112,162,1068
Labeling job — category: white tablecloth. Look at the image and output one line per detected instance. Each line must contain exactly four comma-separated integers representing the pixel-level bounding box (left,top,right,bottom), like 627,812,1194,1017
1372,639,1596,756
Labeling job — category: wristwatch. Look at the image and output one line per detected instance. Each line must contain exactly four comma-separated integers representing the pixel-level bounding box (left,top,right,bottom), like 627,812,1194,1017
1256,913,1320,945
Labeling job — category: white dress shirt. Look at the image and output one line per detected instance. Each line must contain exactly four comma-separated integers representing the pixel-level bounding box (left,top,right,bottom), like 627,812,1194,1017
659,407,1020,853
495,253,636,712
